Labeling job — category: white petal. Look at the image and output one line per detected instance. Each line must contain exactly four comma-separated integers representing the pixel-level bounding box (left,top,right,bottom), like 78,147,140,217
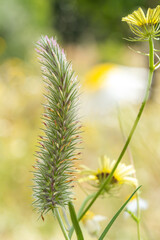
123,176,138,186
127,198,148,213
93,215,107,222
84,219,100,236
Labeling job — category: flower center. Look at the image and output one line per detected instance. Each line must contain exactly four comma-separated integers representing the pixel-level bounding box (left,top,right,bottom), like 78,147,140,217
96,172,118,184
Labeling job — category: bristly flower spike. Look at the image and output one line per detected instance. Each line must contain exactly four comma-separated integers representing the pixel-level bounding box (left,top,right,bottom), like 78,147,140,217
33,36,81,216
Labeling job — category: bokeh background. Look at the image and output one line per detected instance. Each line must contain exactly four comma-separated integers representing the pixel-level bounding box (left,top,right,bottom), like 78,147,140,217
1,0,160,239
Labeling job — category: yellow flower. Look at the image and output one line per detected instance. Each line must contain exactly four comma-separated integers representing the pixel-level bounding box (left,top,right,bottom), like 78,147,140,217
83,63,115,92
122,6,160,40
79,156,138,193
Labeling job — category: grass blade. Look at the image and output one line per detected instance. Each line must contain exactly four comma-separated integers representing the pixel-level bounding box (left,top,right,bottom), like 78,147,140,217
68,202,84,240
99,186,141,240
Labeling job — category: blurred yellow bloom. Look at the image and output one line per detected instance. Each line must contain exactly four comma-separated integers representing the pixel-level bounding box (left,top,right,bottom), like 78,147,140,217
83,64,115,92
82,211,106,237
122,6,160,40
79,156,138,193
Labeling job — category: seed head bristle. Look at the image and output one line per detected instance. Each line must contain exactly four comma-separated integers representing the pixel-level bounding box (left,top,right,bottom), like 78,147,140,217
32,36,81,216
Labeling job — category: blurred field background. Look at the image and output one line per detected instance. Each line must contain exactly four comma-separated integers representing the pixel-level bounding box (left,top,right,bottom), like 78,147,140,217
1,0,160,239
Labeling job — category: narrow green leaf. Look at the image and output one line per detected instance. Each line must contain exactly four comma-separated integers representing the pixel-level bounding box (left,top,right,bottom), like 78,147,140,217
99,186,141,240
68,194,95,238
68,202,84,240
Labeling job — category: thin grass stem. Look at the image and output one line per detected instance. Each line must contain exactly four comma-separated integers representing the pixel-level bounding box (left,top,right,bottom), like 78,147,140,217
69,37,155,240
54,208,70,240
117,106,141,240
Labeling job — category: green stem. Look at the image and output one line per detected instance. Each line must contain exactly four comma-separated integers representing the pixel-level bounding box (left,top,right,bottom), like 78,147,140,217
136,191,141,240
69,37,155,240
126,209,139,222
117,37,154,240
77,193,96,218
136,37,154,240
99,186,141,240
117,105,141,240
77,37,154,223
149,37,154,71
54,208,70,240
62,207,71,230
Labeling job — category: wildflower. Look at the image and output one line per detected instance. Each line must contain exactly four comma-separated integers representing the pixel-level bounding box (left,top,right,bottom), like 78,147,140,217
122,6,160,40
82,64,147,118
79,156,138,193
124,197,148,218
83,63,115,92
32,36,81,216
82,211,106,237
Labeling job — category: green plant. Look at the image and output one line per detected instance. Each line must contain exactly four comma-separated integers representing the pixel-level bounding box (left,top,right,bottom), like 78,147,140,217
32,6,160,239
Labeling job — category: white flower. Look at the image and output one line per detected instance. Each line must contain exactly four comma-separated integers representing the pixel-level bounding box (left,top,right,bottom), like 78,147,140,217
81,64,148,117
124,197,148,218
82,211,106,237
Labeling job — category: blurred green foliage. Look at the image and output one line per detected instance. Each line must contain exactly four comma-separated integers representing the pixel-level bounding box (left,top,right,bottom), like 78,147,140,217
0,0,51,60
52,0,158,42
1,0,160,60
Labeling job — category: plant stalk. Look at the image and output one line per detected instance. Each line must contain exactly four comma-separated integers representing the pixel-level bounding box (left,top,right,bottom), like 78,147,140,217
117,105,141,240
136,191,141,240
54,208,70,240
117,107,142,240
69,37,155,240
135,36,154,240
76,37,154,224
